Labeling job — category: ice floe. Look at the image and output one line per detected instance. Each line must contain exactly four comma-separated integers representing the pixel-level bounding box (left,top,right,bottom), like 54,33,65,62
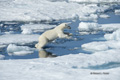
0,34,39,45
82,41,120,52
78,22,100,31
78,22,120,33
21,24,56,34
82,41,109,52
7,44,34,56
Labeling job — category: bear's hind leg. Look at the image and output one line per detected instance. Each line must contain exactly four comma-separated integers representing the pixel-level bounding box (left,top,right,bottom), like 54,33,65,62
35,36,48,50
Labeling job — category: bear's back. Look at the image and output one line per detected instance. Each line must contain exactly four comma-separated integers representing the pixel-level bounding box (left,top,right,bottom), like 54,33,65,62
42,29,58,41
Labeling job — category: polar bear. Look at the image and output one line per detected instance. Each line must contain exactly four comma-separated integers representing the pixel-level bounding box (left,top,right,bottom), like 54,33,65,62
35,23,72,50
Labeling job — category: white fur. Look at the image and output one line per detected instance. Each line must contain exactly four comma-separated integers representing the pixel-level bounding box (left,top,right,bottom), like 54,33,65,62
35,23,71,50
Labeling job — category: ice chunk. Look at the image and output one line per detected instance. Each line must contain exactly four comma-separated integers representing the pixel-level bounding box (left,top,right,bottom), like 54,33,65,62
7,44,34,56
99,14,110,18
22,28,33,34
78,22,100,31
82,41,109,52
82,40,120,52
104,29,120,41
13,51,34,56
115,9,120,15
79,14,98,22
101,24,120,32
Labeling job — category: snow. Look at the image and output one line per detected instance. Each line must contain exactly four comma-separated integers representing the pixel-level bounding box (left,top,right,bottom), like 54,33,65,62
0,50,120,80
0,0,112,21
104,29,120,41
7,44,34,56
45,0,120,3
46,0,68,2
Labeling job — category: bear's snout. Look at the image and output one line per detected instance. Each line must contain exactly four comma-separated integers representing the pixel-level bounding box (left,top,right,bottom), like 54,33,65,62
67,26,71,29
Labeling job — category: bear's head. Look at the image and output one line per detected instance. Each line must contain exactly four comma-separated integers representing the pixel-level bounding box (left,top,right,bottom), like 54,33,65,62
56,23,71,30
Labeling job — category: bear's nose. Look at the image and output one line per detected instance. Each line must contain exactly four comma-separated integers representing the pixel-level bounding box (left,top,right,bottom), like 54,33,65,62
68,26,71,29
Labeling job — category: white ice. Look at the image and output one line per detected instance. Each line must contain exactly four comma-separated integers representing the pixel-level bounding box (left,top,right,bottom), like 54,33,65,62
21,24,56,34
78,22,120,33
78,22,100,31
0,0,113,21
7,44,34,56
81,24,120,52
104,29,120,41
115,9,120,15
101,24,120,32
22,28,33,35
78,22,101,35
0,34,39,45
69,0,120,3
0,49,120,80
82,41,120,52
99,14,110,19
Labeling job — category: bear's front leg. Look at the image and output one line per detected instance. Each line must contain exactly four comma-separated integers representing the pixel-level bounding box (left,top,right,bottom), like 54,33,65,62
58,33,72,39
57,30,72,39
35,43,43,51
